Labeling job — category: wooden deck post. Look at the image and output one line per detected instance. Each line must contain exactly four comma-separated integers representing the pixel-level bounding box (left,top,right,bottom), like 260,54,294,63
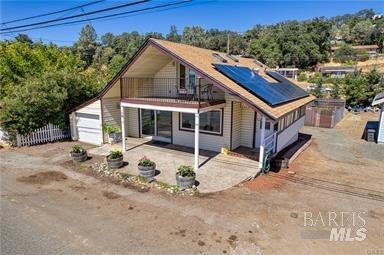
194,112,200,171
258,115,266,170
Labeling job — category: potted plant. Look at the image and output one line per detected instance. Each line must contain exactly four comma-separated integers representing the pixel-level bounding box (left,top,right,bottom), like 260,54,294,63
106,150,124,169
176,165,196,189
103,123,122,144
137,156,156,179
221,144,229,155
70,145,87,162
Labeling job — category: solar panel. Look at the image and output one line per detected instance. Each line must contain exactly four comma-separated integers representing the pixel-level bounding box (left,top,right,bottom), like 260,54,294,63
213,64,309,106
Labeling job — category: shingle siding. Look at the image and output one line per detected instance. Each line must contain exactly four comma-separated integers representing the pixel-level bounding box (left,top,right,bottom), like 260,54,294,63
240,105,255,148
102,98,121,143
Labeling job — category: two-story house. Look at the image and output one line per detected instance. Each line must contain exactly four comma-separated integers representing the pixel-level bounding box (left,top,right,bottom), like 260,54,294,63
70,38,315,171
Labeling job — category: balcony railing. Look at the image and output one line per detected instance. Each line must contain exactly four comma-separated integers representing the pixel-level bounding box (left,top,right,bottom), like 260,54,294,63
121,77,225,107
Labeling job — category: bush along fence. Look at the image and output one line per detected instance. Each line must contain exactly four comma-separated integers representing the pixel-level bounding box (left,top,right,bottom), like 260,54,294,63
16,123,70,147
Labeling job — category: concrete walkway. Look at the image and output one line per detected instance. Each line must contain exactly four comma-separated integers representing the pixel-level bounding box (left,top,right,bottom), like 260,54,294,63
88,138,259,193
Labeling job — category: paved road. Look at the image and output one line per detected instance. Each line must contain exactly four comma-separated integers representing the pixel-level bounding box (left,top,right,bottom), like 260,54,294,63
1,200,79,255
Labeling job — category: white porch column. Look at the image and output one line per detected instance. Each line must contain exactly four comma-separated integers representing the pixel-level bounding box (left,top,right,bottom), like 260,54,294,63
258,115,266,170
194,112,200,170
121,105,127,151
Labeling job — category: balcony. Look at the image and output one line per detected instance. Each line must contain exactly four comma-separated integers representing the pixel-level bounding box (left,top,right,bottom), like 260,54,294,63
121,77,225,108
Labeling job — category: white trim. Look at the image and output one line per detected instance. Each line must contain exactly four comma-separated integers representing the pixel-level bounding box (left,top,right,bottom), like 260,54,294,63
121,106,126,151
121,101,198,113
199,103,226,113
258,115,266,170
194,112,200,170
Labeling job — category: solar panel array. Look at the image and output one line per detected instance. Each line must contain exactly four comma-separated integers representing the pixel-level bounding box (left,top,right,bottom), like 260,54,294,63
213,64,309,106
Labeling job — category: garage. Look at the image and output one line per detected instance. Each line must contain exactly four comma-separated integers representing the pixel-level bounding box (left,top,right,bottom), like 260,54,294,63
70,99,103,145
76,113,103,145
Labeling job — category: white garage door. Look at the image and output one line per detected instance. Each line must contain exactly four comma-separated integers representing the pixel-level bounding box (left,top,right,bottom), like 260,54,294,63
76,113,103,145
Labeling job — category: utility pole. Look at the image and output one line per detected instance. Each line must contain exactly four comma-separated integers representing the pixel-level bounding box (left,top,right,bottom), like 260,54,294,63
227,33,230,55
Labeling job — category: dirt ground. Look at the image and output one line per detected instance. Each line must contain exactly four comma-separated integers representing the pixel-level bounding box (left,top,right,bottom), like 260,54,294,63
1,112,383,254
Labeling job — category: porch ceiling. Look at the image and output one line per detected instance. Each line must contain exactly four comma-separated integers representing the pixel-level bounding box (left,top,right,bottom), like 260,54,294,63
122,45,172,77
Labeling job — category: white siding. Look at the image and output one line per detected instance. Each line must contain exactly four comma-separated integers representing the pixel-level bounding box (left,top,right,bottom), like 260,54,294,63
102,98,121,143
276,116,305,152
72,100,103,145
154,61,176,78
240,104,255,148
126,107,140,138
76,99,101,115
231,102,241,150
172,100,232,152
378,107,384,143
104,79,121,98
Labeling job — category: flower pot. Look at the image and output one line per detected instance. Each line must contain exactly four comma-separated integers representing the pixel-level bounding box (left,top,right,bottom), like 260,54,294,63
107,156,124,169
108,132,122,144
71,151,87,162
273,158,289,169
176,174,196,189
138,165,156,178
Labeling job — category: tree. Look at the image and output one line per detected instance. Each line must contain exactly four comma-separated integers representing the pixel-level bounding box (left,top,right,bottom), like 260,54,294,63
312,76,325,98
182,26,206,47
339,24,351,42
333,44,357,63
247,33,282,67
15,34,33,44
350,20,374,45
166,25,181,42
74,24,98,67
101,32,114,47
0,70,98,136
330,81,341,99
108,55,126,77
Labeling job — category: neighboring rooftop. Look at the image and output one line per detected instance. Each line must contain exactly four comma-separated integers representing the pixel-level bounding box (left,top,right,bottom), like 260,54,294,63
372,92,384,106
331,45,379,50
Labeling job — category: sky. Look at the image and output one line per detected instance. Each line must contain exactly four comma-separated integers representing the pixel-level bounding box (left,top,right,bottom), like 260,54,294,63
1,0,383,46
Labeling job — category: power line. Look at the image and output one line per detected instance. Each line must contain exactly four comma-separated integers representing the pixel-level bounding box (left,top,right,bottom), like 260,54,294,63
1,0,193,34
0,0,150,31
1,0,105,25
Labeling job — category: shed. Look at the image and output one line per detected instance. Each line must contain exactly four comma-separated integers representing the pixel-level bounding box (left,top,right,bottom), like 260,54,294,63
372,92,384,143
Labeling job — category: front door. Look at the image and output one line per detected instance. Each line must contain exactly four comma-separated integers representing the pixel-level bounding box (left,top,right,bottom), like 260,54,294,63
141,109,172,143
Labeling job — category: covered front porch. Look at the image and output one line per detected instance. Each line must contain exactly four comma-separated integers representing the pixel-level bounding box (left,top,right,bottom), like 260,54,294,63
88,138,259,193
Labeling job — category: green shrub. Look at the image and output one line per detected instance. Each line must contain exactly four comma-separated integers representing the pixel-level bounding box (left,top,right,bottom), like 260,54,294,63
298,73,307,82
176,165,195,177
138,156,155,167
72,145,85,153
107,150,123,159
103,122,121,134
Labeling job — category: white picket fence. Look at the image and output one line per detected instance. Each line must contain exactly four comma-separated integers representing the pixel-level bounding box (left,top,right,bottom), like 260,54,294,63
16,123,70,147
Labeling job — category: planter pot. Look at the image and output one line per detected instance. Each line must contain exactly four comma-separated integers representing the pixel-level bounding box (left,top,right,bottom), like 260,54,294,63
108,132,122,144
273,158,289,169
107,156,124,169
138,165,156,179
71,151,87,162
176,174,196,189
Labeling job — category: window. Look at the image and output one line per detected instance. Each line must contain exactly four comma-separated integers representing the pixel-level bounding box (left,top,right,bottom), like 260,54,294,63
188,69,196,90
179,64,186,89
180,110,223,135
260,120,271,130
300,106,306,117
